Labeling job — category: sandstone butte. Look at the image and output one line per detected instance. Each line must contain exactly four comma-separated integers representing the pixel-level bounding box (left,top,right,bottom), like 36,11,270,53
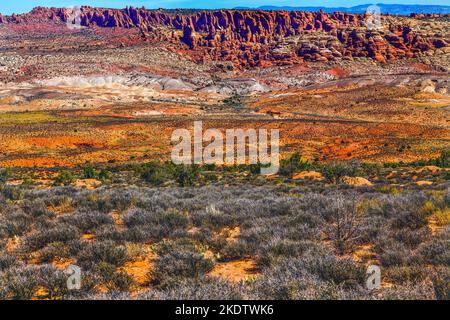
0,7,448,67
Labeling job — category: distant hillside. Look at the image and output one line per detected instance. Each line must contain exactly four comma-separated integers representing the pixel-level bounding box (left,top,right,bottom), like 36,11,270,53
235,4,450,15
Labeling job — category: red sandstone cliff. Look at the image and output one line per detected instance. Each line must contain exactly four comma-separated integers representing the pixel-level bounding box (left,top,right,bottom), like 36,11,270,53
1,7,448,67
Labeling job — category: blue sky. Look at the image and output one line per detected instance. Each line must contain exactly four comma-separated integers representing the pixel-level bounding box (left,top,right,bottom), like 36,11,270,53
1,1,449,15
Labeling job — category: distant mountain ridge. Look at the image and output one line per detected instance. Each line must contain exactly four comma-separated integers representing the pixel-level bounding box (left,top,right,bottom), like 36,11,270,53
235,4,450,15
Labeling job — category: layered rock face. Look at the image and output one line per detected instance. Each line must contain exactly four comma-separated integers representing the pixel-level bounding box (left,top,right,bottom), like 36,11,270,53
2,7,449,67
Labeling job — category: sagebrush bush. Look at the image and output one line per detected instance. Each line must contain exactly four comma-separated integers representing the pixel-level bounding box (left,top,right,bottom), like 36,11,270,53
219,242,250,262
417,237,450,265
77,241,128,270
385,266,427,285
382,282,435,300
39,242,70,263
0,253,16,271
124,208,189,231
0,265,42,299
392,208,429,230
138,277,244,300
251,254,368,300
431,266,450,300
0,265,69,300
392,228,431,249
21,200,53,218
59,211,113,233
0,209,31,237
379,243,412,267
24,224,80,251
151,248,214,287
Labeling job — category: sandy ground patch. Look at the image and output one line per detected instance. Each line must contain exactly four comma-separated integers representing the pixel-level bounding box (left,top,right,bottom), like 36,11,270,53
209,259,260,283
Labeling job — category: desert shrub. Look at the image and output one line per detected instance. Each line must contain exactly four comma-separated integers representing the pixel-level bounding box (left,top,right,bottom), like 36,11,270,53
435,150,450,168
203,172,219,183
104,271,135,292
0,168,11,183
392,228,431,249
382,282,435,300
417,237,450,265
191,209,239,229
36,265,71,299
54,171,76,186
77,241,128,270
21,200,53,218
79,292,132,300
93,262,135,292
0,253,16,271
320,161,360,184
123,226,156,243
24,225,80,251
218,242,251,262
306,255,366,286
392,207,429,230
108,190,140,212
379,243,412,267
0,179,448,300
39,242,70,263
251,271,320,300
123,208,189,241
82,164,98,179
0,209,32,237
200,236,232,258
66,239,85,256
43,193,73,210
124,208,188,229
152,248,213,281
386,266,427,285
96,224,125,242
22,176,34,185
140,162,172,186
174,164,200,187
251,255,367,300
279,153,311,177
0,265,68,299
240,216,320,255
66,271,102,298
98,169,112,181
151,247,214,287
431,266,450,300
422,200,437,216
321,195,364,254
357,215,387,244
370,192,427,219
77,189,138,213
444,191,450,207
0,265,42,299
0,186,25,201
435,207,450,226
139,277,244,300
59,211,113,233
359,163,383,177
256,239,325,268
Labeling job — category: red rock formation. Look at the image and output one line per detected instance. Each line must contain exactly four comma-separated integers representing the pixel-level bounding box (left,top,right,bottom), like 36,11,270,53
1,7,448,68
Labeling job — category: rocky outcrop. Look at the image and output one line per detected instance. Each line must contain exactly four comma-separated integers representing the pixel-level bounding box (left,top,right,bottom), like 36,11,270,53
341,176,373,187
2,7,449,67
